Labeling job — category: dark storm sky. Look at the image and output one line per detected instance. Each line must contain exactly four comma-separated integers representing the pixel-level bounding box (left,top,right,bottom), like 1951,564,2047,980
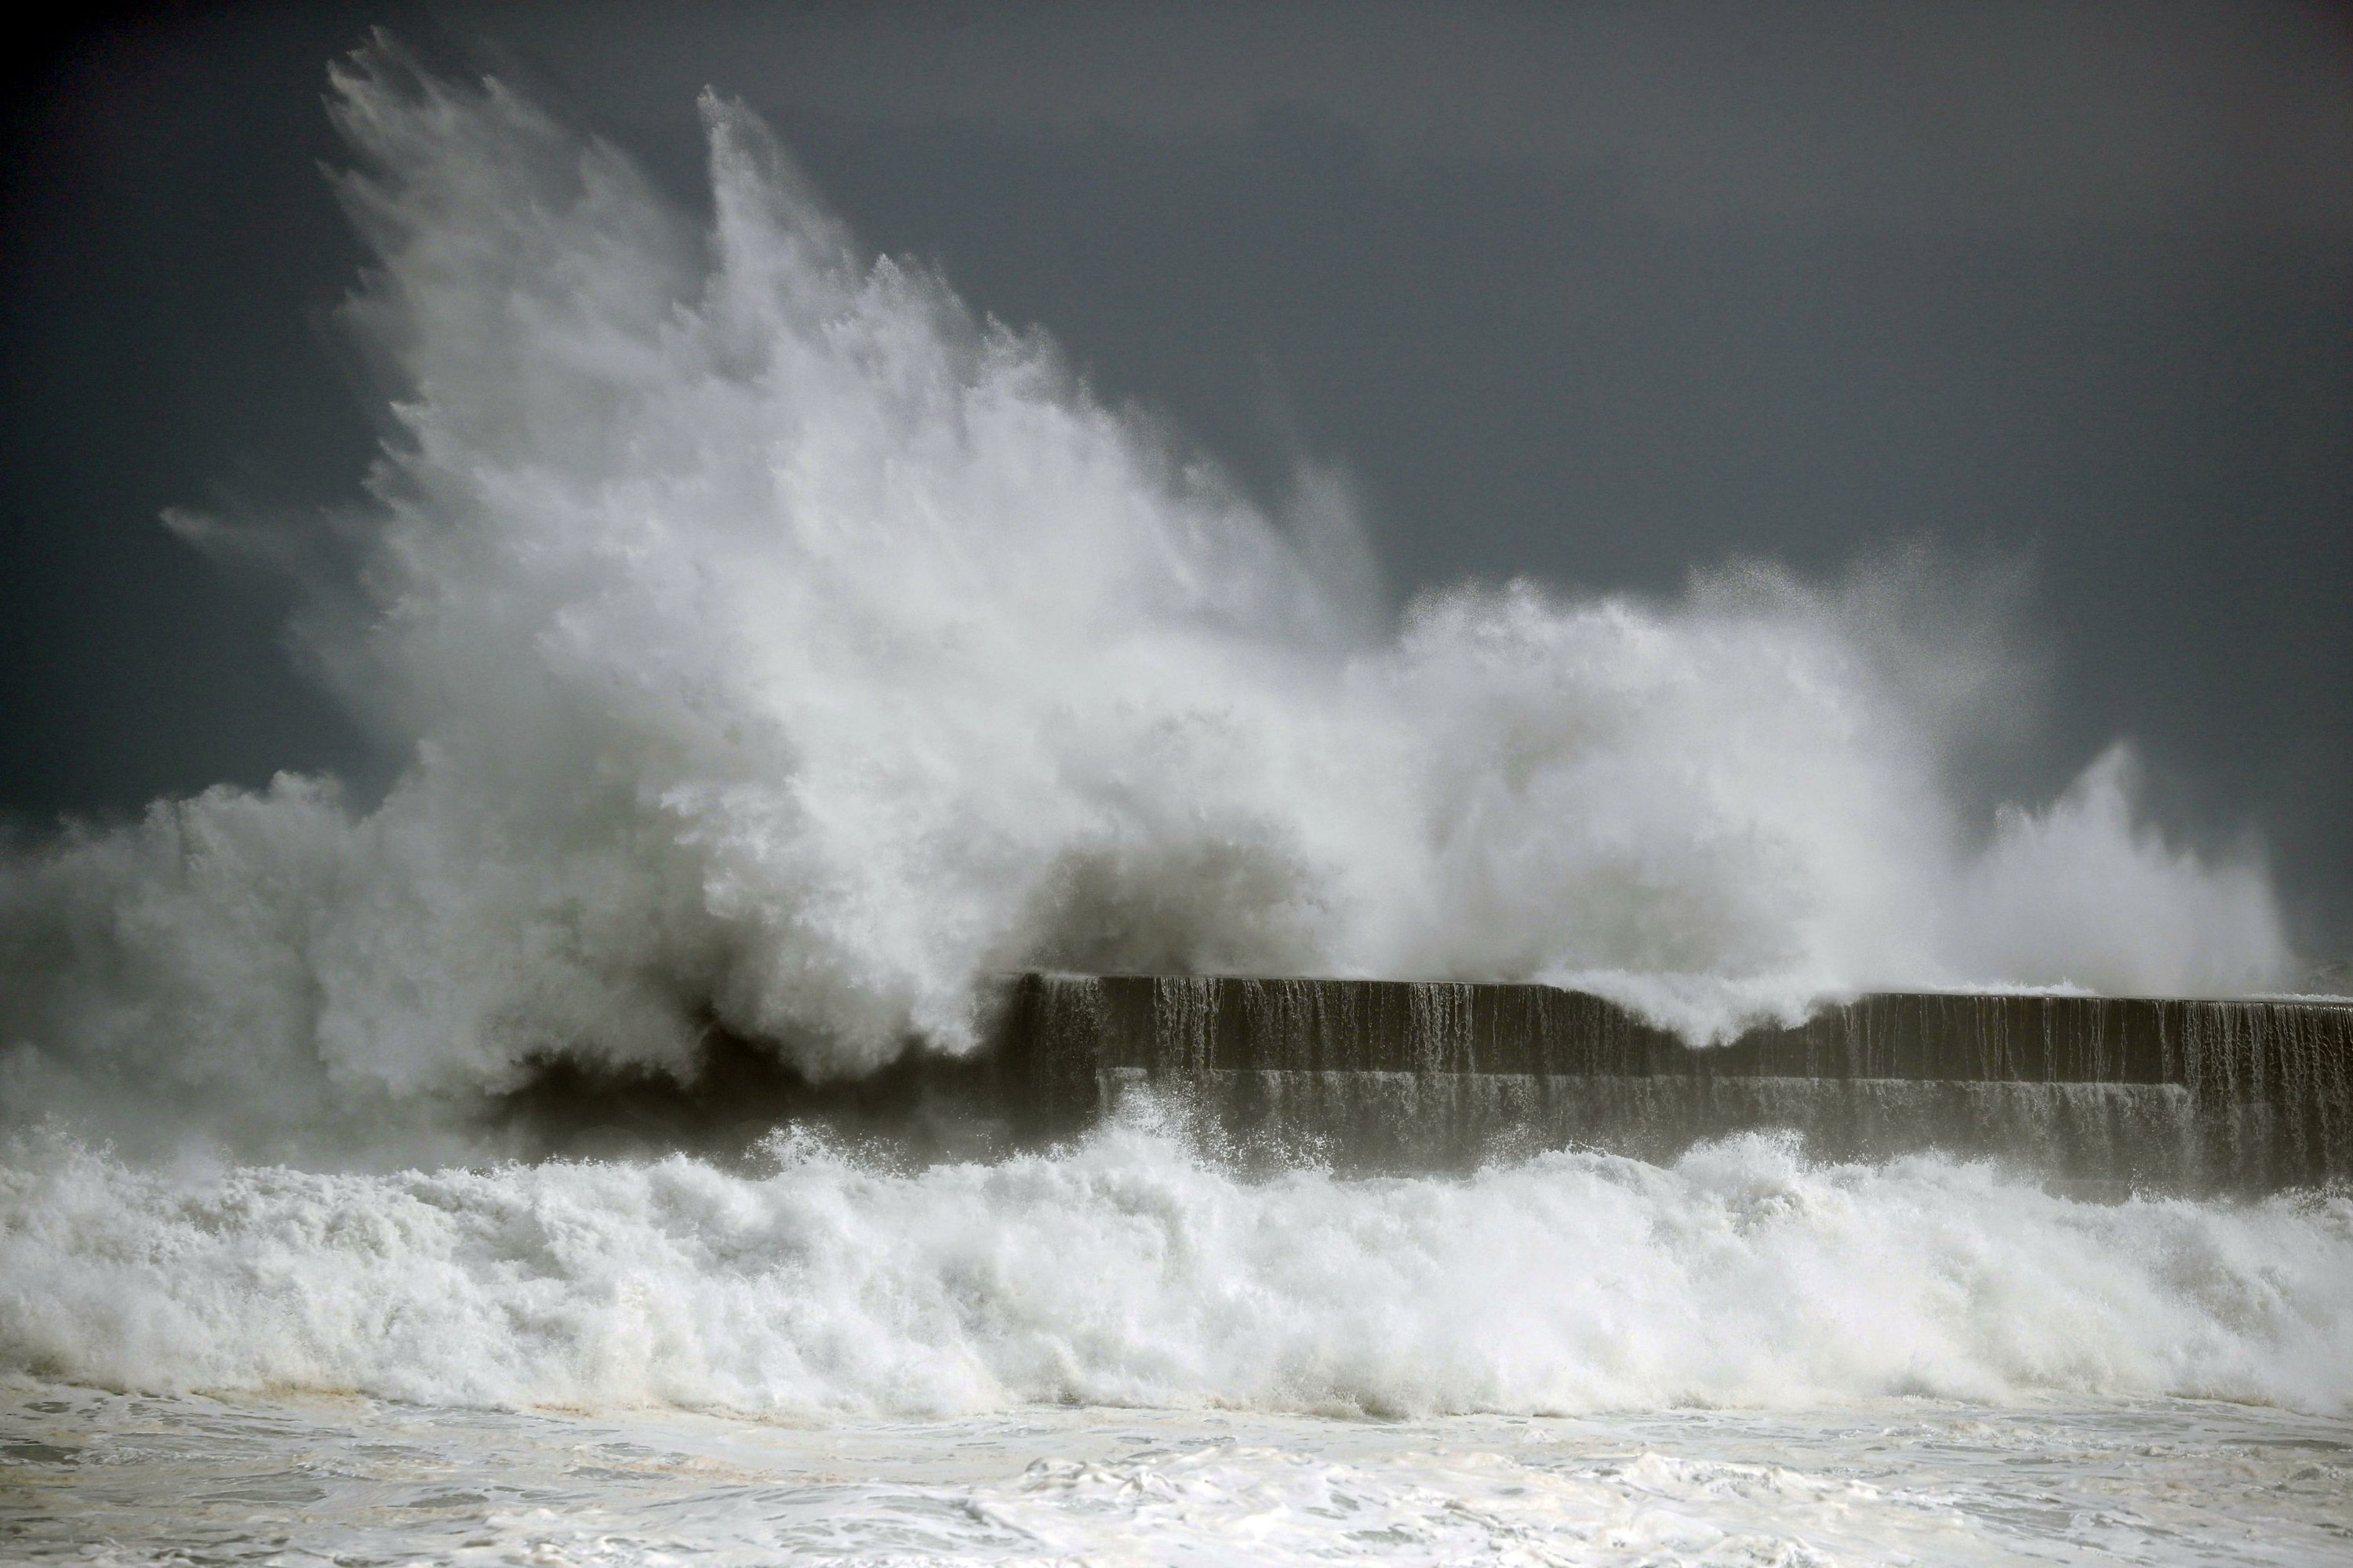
4,2,2349,959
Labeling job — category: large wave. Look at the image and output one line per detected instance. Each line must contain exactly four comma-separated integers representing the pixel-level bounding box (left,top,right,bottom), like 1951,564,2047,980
0,42,2288,1160
5,1125,2348,1417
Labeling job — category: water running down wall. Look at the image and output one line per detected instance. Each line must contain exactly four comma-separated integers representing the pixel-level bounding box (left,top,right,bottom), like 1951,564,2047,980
985,975,2353,1188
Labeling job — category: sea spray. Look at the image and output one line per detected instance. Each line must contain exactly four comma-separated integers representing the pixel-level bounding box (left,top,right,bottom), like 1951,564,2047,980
0,40,2290,1161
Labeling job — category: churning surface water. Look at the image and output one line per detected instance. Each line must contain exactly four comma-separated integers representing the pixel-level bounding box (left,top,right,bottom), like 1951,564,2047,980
3,39,2348,1565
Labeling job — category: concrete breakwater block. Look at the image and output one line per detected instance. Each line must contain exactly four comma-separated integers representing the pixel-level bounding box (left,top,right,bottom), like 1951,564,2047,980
985,975,2353,1188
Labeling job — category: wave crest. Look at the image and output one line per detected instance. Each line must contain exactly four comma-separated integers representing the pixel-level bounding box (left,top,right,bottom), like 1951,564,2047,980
4,1129,2347,1416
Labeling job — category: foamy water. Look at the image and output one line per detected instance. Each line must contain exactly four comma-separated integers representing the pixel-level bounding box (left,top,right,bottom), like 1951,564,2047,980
2,38,2344,1563
6,1126,2352,1565
5,1388,2349,1566
6,1126,2350,1419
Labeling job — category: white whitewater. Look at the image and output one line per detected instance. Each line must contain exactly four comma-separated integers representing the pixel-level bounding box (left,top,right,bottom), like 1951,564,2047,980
4,1123,2351,1564
5,1124,2350,1417
0,42,2343,1566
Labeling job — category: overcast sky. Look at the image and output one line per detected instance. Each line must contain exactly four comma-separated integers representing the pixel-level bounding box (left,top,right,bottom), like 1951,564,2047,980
4,1,2348,959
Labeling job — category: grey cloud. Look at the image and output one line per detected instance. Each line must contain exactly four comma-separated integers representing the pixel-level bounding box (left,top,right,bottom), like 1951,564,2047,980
457,1,2353,233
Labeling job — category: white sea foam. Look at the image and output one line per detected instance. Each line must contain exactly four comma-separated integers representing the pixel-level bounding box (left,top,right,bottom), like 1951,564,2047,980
4,1126,2347,1419
9,1385,2351,1566
0,41,2290,1158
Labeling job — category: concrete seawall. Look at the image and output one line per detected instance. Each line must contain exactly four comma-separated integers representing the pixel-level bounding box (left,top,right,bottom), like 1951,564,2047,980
987,975,2353,1188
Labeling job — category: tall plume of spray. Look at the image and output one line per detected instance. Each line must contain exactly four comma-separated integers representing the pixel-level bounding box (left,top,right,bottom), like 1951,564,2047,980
0,42,2291,1161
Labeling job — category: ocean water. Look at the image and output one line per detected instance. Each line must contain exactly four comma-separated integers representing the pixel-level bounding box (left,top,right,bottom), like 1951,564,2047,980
5,1126,2351,1563
3,39,2347,1565
8,1385,2351,1566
